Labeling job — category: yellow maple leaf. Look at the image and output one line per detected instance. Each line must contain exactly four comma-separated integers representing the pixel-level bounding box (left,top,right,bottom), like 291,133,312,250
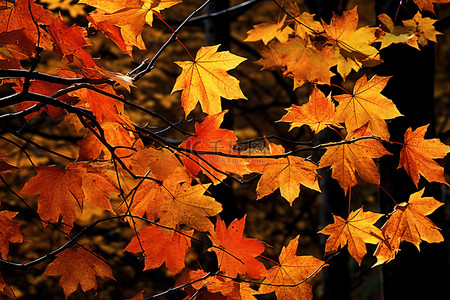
171,45,247,116
333,74,402,140
319,207,384,265
403,11,442,47
319,125,391,194
322,6,381,79
246,141,320,205
280,86,336,134
244,15,293,45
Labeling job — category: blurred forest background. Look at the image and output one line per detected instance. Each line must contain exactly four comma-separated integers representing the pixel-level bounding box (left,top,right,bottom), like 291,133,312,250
0,0,449,299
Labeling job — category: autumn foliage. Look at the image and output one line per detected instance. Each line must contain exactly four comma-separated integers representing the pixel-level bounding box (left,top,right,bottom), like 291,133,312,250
0,0,449,299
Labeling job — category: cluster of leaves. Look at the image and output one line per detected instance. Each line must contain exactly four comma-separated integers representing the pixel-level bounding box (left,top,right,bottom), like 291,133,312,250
0,0,449,299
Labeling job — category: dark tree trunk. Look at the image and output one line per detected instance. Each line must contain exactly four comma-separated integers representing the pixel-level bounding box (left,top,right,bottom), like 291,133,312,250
203,0,239,224
375,1,449,299
204,0,230,47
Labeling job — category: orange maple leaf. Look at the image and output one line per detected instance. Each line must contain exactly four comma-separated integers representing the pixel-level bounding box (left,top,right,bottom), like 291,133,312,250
209,215,266,278
319,207,384,265
20,162,117,229
124,180,166,223
77,121,141,160
122,148,190,226
290,4,324,39
377,13,420,50
258,39,335,88
398,124,450,187
373,189,444,266
0,0,54,51
70,85,133,126
124,225,193,274
48,13,92,58
246,141,320,205
171,45,247,116
178,269,258,299
412,0,450,13
81,0,181,55
288,44,336,88
333,74,402,140
259,236,326,300
0,30,35,68
129,147,190,182
44,247,115,298
156,182,222,234
319,125,391,194
244,15,293,45
279,86,336,134
178,111,250,183
322,6,381,79
402,11,443,47
0,211,23,260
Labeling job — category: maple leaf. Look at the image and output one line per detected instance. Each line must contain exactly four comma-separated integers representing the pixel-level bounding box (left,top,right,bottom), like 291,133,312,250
44,247,115,298
20,162,117,229
124,225,193,274
257,38,336,88
333,74,402,140
412,0,450,13
258,37,306,72
322,6,381,79
319,125,391,194
0,0,54,51
81,0,181,55
244,15,293,45
373,189,444,266
259,236,326,300
289,4,324,39
48,13,91,58
129,147,190,182
0,30,35,68
77,121,141,160
86,14,138,56
279,86,336,134
288,44,337,88
125,148,191,223
156,182,222,234
0,211,23,260
377,14,420,50
171,45,247,116
209,215,266,278
402,11,443,47
178,269,258,299
398,124,450,187
70,85,133,126
246,141,320,205
124,181,168,223
178,110,250,183
319,207,384,265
